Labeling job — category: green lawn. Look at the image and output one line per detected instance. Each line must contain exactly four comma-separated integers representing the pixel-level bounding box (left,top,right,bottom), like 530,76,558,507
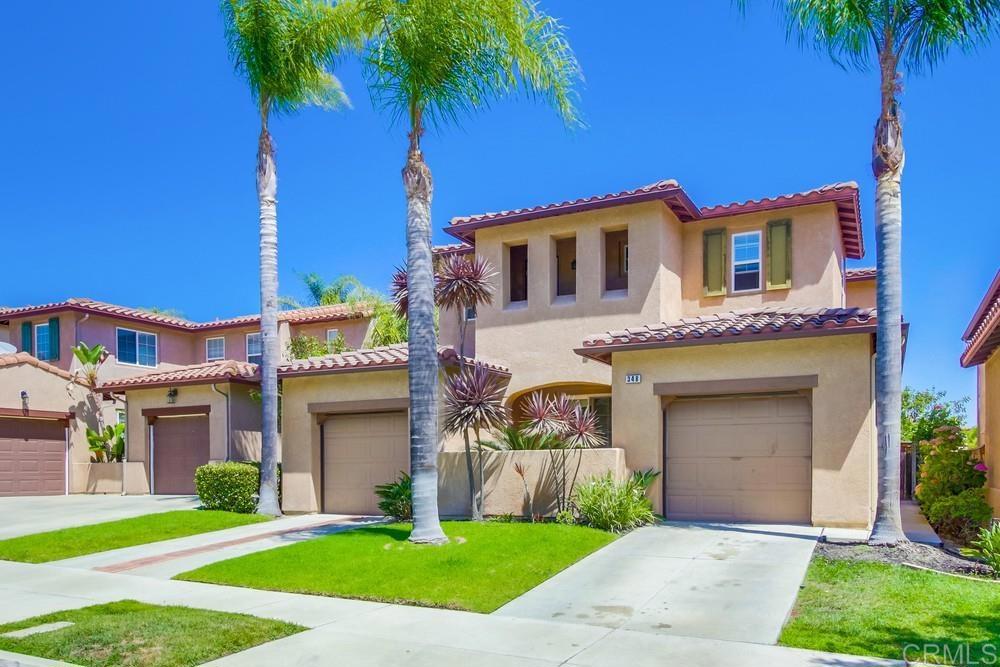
780,557,1000,664
0,600,302,667
0,510,270,563
177,521,616,612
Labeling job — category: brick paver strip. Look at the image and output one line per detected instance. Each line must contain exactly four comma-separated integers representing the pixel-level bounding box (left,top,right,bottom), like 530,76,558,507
95,517,362,573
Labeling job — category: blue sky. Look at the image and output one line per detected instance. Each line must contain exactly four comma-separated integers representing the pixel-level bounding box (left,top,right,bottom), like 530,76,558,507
2,2,997,408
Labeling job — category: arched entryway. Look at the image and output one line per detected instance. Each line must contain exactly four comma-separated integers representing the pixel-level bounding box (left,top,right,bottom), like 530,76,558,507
507,382,613,442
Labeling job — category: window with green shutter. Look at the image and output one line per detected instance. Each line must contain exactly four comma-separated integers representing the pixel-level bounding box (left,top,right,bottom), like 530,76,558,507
21,322,32,354
703,228,726,296
47,317,60,361
766,219,792,290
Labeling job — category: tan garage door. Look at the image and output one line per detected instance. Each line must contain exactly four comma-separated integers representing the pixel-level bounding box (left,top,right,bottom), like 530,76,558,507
0,417,66,496
153,415,210,495
323,411,408,515
666,394,812,523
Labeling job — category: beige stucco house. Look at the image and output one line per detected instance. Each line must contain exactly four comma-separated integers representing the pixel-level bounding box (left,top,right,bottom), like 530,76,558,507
962,269,1000,517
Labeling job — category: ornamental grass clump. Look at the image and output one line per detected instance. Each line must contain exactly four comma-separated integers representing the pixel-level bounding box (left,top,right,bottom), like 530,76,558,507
574,472,657,533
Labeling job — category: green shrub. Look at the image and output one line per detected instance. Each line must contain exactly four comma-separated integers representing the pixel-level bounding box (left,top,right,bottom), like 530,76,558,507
374,472,412,520
915,425,986,510
969,523,1000,578
490,512,516,523
195,463,260,514
554,509,575,525
926,488,993,543
574,472,656,533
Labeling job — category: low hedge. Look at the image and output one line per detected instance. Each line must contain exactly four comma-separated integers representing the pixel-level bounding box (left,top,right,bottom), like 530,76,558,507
195,462,262,514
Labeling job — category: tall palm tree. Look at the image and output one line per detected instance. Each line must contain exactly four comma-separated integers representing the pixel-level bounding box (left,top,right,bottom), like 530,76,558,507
222,0,358,516
354,0,581,543
759,0,999,544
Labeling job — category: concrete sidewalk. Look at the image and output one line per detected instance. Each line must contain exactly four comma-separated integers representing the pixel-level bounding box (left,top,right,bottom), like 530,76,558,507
495,522,820,645
0,560,900,667
52,513,379,579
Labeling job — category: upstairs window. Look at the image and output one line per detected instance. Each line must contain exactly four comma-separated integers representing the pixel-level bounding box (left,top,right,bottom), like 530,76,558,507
326,328,341,352
508,244,528,303
604,229,628,293
554,236,577,297
464,306,477,321
246,332,263,365
206,337,225,362
117,328,157,367
35,323,51,361
731,231,762,292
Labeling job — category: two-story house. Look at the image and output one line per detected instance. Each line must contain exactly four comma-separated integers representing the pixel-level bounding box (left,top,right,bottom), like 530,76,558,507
0,299,372,496
273,178,886,529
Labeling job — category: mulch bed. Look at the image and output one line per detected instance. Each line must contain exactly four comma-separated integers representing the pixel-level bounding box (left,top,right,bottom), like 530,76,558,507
815,541,995,578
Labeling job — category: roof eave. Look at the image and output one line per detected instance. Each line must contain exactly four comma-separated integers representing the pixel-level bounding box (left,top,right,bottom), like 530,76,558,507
98,374,259,394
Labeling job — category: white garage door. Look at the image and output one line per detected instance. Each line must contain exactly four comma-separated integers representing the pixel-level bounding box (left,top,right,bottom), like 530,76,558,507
322,411,409,515
665,394,812,523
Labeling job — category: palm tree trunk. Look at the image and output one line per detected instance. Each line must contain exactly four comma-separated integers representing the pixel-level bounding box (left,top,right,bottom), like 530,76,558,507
474,424,485,518
403,115,447,544
256,116,282,517
463,428,480,520
869,51,906,545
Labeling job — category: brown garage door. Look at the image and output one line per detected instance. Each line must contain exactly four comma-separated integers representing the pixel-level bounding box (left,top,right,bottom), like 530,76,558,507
323,411,408,515
0,417,66,496
153,415,210,495
665,394,812,523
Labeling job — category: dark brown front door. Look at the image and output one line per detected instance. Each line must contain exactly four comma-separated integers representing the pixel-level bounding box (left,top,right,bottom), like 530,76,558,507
0,417,66,496
153,416,210,495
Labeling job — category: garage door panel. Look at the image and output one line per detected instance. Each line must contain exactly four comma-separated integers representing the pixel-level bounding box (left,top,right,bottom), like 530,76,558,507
0,418,66,497
323,411,408,515
666,395,812,524
153,416,210,495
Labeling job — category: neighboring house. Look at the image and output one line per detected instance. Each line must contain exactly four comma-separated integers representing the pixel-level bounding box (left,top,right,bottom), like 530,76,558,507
961,269,1000,518
845,267,877,308
0,299,372,496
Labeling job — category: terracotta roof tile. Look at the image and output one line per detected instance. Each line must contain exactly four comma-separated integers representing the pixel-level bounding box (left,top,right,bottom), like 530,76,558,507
433,243,474,257
576,307,878,363
98,360,259,392
846,267,877,281
278,344,510,377
448,180,863,259
0,352,77,381
0,298,371,332
961,270,1000,367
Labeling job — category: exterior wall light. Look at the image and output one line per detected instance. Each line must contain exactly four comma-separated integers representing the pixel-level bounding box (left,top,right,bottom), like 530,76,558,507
167,388,178,404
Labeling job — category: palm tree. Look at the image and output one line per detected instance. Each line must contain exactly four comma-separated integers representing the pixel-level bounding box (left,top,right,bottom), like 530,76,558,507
759,0,1000,545
354,0,581,543
282,273,365,308
222,0,358,516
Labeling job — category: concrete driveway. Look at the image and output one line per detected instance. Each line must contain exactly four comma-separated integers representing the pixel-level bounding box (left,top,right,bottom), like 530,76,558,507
0,495,199,539
495,522,821,645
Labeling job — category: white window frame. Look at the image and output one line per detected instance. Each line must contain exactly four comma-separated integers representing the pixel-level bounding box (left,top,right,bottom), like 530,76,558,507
730,230,762,293
326,328,340,352
116,327,158,368
205,336,226,362
34,322,51,361
246,332,263,364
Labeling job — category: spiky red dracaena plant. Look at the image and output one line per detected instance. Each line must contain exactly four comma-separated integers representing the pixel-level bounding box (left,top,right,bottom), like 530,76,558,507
436,255,497,312
389,266,410,318
563,405,606,449
441,362,510,436
521,392,566,436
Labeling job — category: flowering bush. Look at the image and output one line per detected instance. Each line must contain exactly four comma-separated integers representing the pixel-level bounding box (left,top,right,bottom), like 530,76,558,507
916,425,988,542
926,489,993,543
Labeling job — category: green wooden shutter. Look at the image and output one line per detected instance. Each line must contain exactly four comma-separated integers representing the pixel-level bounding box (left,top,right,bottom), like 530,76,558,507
48,317,60,361
766,219,792,290
703,229,726,296
21,322,33,354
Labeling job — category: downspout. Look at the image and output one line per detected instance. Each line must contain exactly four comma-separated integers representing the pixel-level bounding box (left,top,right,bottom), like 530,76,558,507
120,392,128,496
212,384,231,461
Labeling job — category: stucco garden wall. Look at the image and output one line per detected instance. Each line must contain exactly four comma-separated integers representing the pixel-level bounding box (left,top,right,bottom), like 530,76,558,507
438,448,627,517
608,333,876,527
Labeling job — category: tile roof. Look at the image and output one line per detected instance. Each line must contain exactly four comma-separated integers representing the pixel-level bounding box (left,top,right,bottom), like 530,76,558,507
845,267,877,282
98,360,260,392
576,307,878,363
278,344,510,378
961,270,1000,367
0,298,371,332
0,352,78,382
433,242,474,257
448,180,864,259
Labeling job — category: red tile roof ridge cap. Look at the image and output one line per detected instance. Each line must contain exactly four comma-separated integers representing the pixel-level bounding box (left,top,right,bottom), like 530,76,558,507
699,181,859,214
